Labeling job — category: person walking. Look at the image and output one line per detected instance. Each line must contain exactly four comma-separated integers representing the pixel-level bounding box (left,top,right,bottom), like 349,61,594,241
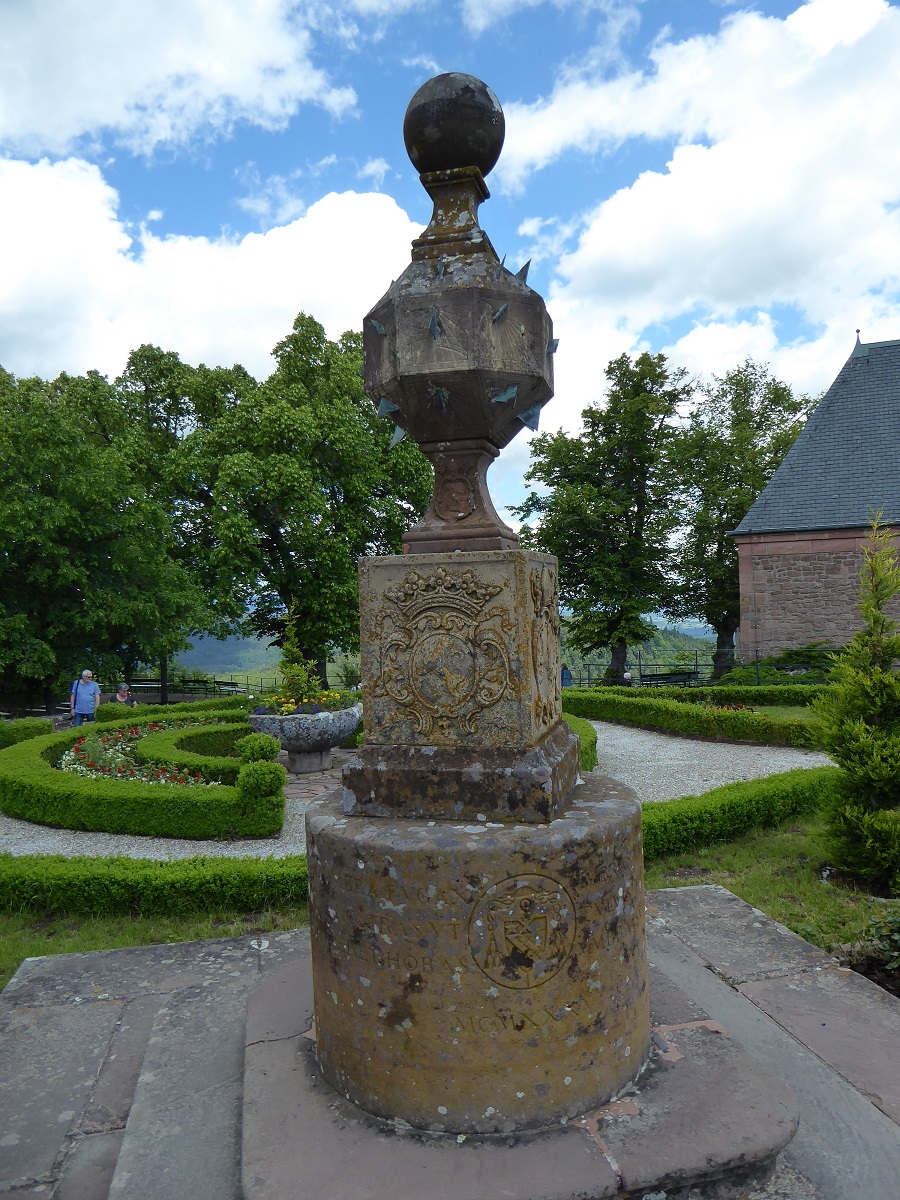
111,682,135,707
70,670,101,725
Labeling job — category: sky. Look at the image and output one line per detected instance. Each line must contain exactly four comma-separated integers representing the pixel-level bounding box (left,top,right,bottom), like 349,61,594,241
2,0,900,520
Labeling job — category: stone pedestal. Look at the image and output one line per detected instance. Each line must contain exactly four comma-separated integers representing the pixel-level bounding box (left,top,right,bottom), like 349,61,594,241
306,548,652,1134
307,774,649,1134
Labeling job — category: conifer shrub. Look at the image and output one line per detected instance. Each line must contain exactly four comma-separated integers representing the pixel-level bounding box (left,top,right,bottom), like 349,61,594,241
813,514,900,893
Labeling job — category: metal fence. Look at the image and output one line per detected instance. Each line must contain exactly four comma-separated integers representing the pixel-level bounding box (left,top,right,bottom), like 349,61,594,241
563,647,834,687
564,650,717,687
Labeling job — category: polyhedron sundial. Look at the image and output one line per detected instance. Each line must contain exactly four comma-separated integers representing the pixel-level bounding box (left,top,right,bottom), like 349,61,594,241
363,73,556,553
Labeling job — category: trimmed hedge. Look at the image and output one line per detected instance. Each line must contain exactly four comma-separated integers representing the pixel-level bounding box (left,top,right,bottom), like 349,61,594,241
642,766,840,860
0,852,308,916
0,722,284,839
0,767,843,917
561,713,597,772
95,695,250,723
133,722,253,785
0,717,53,749
565,683,826,708
561,688,820,748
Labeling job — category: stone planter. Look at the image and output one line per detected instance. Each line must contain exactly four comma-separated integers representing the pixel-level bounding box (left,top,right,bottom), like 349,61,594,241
248,704,362,774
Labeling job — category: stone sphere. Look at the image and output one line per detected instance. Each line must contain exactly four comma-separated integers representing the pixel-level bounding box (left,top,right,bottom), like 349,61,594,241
403,73,505,177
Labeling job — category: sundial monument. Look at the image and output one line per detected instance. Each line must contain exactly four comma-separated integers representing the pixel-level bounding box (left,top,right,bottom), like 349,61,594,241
305,72,650,1133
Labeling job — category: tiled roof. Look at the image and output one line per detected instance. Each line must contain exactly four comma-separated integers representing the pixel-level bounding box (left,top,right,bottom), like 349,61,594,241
734,337,900,535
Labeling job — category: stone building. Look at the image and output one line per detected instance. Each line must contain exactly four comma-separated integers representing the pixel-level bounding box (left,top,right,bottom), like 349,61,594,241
733,335,900,660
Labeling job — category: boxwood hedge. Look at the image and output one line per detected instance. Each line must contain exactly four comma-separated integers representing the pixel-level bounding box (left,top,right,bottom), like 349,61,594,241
565,683,826,708
0,718,285,839
561,712,597,771
561,688,820,747
0,717,53,749
641,766,840,859
0,766,842,916
0,852,308,916
95,695,250,724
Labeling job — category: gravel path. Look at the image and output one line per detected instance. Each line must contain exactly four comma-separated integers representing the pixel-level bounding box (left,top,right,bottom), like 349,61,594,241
0,726,832,861
592,720,831,802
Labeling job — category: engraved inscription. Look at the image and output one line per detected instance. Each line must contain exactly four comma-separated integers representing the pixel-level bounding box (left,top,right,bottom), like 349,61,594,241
372,566,514,736
468,874,576,989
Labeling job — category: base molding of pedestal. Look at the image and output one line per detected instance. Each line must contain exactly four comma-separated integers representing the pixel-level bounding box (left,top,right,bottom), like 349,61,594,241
241,952,798,1200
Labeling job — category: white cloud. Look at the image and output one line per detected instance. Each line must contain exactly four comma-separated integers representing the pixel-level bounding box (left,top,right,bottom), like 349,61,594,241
498,0,900,419
458,0,640,39
0,0,356,156
0,158,421,382
357,157,390,188
237,167,309,229
499,0,889,189
401,54,443,76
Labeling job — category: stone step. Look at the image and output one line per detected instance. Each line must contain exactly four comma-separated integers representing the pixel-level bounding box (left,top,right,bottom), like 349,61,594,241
0,933,303,1198
106,979,250,1200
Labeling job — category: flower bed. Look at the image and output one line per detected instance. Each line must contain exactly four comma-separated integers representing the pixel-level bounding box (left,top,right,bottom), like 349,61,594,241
59,721,230,787
0,713,285,839
133,723,257,785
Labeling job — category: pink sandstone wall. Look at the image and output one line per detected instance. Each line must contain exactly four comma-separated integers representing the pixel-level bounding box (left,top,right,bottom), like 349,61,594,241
734,527,900,661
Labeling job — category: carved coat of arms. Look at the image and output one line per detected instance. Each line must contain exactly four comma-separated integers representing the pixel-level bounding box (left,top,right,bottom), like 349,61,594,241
372,566,514,736
468,874,576,989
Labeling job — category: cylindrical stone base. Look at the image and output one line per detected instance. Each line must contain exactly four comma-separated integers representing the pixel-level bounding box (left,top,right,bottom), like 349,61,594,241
305,774,650,1134
287,748,330,774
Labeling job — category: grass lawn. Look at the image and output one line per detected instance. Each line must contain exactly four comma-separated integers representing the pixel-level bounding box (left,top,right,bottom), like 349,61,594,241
753,704,822,724
644,811,884,952
0,905,308,991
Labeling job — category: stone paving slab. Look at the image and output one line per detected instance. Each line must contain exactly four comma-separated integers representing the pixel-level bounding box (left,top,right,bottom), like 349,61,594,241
241,951,797,1200
647,884,837,982
0,999,123,1191
57,1130,124,1200
738,966,900,1124
2,937,260,1007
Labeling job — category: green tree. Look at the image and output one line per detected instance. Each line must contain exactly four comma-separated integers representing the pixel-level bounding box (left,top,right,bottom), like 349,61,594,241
666,360,811,679
516,352,690,681
813,513,900,893
171,313,432,675
0,367,213,707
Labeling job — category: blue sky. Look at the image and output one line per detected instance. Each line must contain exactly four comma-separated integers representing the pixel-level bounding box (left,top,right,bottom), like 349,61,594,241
2,0,899,518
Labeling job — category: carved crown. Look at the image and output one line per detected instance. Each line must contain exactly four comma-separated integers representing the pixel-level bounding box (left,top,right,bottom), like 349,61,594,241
385,567,502,622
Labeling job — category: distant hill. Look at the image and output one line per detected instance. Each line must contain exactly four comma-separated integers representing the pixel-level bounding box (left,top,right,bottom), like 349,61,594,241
560,622,717,680
176,634,280,678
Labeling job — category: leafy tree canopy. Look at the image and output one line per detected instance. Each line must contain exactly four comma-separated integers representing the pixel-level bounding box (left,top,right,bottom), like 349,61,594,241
164,313,433,670
665,359,812,678
515,351,690,680
0,368,213,702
